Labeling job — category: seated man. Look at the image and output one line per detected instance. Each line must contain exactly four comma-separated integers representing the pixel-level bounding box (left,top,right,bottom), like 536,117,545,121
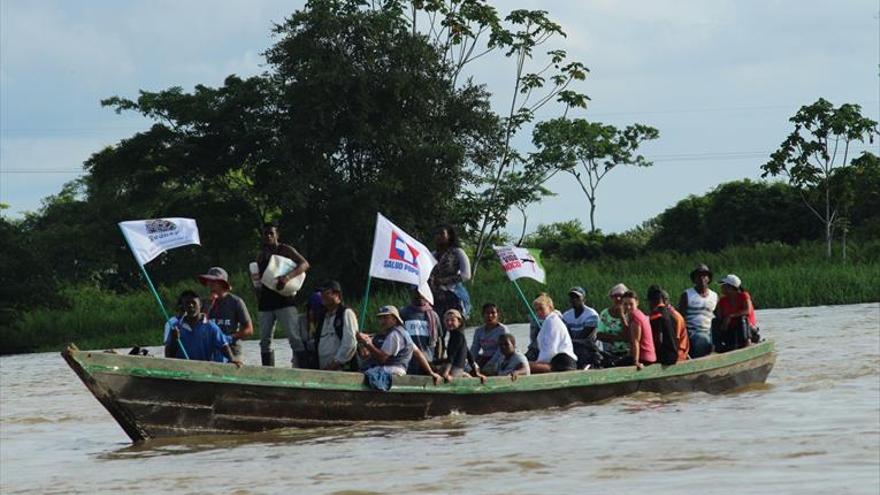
561,286,601,369
357,305,439,380
400,289,442,374
164,290,242,367
483,334,530,381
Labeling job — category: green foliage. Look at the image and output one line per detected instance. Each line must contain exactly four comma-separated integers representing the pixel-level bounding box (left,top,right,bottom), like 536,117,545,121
761,98,879,257
532,118,659,232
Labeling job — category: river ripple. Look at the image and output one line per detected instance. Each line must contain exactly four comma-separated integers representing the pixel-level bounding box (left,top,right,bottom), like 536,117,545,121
1,303,878,494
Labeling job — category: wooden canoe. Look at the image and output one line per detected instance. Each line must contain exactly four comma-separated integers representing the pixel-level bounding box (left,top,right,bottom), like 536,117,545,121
62,340,776,443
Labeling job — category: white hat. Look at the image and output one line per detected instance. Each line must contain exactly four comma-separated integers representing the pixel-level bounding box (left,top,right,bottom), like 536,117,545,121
719,274,742,289
608,283,629,297
376,305,404,325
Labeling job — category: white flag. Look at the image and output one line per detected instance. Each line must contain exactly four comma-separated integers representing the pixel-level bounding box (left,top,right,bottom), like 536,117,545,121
493,245,546,284
368,213,437,304
119,218,201,266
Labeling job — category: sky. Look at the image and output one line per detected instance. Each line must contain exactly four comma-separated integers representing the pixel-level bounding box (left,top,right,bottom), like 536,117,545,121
1,0,878,235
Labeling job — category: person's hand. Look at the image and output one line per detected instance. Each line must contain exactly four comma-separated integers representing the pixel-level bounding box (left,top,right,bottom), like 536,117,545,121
443,373,453,383
275,275,287,290
355,332,371,345
430,372,441,385
229,359,243,369
635,362,644,371
510,373,519,382
477,373,487,385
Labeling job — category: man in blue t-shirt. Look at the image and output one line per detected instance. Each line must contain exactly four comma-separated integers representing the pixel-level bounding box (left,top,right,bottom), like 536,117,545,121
164,290,243,367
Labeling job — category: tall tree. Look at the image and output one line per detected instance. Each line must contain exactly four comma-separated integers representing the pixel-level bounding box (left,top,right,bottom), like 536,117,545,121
531,118,659,232
761,98,878,258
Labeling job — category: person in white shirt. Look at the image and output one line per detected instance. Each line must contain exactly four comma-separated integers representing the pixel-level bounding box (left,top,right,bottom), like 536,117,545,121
528,294,577,373
561,286,601,369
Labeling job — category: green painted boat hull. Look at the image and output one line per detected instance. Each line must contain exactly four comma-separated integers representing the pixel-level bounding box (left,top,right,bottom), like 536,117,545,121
62,340,776,442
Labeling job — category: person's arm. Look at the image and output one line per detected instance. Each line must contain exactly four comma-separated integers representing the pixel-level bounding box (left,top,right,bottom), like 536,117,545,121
677,292,689,318
356,333,392,364
411,347,441,384
221,345,243,368
629,319,643,370
280,245,310,280
456,248,471,283
469,328,482,363
509,360,529,381
232,298,254,340
326,310,358,370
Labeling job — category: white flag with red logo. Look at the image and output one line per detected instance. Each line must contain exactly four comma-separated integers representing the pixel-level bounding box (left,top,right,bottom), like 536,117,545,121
119,218,201,266
493,245,546,284
368,213,437,304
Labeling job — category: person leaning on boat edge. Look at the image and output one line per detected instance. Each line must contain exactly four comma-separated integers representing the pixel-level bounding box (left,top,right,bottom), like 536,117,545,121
254,223,310,367
618,290,656,370
529,294,578,373
197,266,253,361
315,280,358,371
163,290,242,367
357,305,441,382
677,263,718,358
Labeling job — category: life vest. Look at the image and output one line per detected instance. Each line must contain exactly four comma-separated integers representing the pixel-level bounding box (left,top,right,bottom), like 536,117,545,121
314,305,356,370
368,325,414,371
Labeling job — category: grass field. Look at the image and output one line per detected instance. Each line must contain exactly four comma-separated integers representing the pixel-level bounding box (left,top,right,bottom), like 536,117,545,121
3,240,878,354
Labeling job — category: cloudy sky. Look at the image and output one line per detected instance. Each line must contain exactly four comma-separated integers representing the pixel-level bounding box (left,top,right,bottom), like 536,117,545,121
1,0,878,235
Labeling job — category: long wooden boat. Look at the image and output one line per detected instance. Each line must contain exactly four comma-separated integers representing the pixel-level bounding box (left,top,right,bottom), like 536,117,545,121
63,341,776,443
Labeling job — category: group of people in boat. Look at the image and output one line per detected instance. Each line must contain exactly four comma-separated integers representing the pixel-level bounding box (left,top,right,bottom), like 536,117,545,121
163,223,761,382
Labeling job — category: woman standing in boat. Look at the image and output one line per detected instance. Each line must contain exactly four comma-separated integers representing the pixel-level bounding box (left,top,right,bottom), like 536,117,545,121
529,294,577,373
677,264,718,358
429,224,471,347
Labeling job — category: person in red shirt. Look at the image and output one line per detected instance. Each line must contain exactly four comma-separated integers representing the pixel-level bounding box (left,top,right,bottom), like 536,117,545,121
715,274,757,352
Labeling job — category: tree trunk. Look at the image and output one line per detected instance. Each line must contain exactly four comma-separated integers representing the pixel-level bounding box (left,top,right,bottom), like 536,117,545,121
842,224,847,263
589,199,597,233
825,220,832,259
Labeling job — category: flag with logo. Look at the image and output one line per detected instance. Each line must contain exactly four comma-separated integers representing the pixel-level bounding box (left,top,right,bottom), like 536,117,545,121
493,245,546,284
118,218,201,266
368,213,437,304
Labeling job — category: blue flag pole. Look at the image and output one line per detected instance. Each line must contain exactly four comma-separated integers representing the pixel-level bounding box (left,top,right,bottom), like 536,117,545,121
511,278,541,327
119,226,189,359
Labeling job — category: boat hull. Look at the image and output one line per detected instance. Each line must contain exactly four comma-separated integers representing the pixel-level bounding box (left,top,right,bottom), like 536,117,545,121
63,341,776,442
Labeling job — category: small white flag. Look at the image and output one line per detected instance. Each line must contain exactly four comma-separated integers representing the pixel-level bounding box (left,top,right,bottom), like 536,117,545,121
493,245,546,284
119,218,201,266
368,213,437,304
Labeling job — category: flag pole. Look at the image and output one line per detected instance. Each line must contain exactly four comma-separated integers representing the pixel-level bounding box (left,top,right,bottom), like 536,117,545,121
119,225,189,359
511,278,541,326
358,275,372,330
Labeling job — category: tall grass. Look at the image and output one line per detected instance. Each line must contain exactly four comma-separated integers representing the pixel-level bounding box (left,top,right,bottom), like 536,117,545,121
3,241,878,354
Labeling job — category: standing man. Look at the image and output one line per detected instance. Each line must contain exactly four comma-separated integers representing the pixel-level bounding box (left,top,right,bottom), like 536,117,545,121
255,223,310,367
400,288,442,374
561,286,601,369
315,280,358,371
198,266,253,361
677,264,718,358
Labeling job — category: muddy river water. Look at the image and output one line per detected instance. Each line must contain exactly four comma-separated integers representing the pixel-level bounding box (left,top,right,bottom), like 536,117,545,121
1,303,878,494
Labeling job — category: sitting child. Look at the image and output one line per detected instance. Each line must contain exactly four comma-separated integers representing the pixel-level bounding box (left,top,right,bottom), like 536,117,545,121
438,309,486,383
483,334,530,381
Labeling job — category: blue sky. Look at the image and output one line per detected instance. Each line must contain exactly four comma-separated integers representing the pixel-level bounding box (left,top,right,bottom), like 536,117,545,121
1,0,878,235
